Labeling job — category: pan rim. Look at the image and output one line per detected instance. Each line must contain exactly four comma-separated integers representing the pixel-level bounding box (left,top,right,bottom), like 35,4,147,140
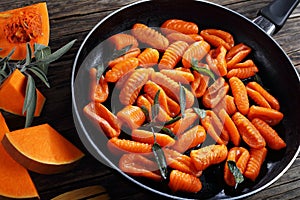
71,0,300,199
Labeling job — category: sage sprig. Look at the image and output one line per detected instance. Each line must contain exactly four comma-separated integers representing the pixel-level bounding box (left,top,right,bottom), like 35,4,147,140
191,58,216,81
227,160,244,189
0,39,76,127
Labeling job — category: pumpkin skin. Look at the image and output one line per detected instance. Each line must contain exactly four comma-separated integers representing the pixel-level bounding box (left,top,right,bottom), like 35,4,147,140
0,3,50,60
0,113,39,199
2,123,85,174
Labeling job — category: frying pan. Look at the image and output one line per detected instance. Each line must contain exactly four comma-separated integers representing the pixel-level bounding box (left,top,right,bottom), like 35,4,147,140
71,0,300,199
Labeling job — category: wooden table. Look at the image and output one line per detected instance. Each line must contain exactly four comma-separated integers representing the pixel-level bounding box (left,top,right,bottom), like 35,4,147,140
0,0,299,199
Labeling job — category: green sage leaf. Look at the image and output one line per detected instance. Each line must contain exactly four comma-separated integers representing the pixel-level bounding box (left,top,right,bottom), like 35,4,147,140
254,74,263,85
151,104,160,122
0,61,7,71
0,70,7,77
111,44,133,60
191,58,216,81
151,90,161,121
27,66,50,88
23,75,37,128
161,127,178,140
25,90,36,128
193,107,206,119
35,39,76,65
227,160,244,189
95,62,105,83
154,89,160,105
152,142,168,180
22,75,36,114
140,105,150,122
151,127,168,180
34,43,51,54
0,48,15,64
164,116,181,126
25,43,32,66
179,83,186,118
34,43,51,74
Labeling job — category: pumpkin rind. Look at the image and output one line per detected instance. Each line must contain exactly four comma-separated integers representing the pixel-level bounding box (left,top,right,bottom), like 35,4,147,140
0,113,39,199
2,123,85,175
0,2,50,60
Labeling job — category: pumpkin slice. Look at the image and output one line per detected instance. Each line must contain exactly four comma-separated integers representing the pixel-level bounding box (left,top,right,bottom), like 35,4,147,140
0,2,50,60
0,69,46,116
0,113,39,199
2,123,84,175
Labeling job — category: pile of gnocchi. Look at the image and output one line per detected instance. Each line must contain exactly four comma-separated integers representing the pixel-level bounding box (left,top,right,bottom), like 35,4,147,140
83,18,286,195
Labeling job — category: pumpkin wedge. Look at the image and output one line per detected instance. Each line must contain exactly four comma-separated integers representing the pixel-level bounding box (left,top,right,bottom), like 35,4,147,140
0,113,39,199
0,2,50,60
2,123,84,175
0,69,45,116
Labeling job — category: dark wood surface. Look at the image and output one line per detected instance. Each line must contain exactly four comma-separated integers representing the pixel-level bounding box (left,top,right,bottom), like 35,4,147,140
0,0,299,199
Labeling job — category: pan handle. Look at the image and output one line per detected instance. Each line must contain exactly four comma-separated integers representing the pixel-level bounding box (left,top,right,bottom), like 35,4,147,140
254,0,300,35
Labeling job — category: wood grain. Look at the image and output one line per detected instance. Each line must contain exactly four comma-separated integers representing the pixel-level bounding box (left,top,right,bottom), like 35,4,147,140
0,0,299,199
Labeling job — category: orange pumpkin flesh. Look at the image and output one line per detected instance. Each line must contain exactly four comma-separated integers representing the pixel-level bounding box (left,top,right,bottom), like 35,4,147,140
0,2,50,60
0,69,46,116
0,113,39,199
2,123,84,175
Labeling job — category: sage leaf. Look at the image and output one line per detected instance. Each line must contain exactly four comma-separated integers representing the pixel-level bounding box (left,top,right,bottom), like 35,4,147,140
0,48,15,64
164,116,181,126
193,107,206,119
27,67,50,88
22,75,36,114
161,127,178,140
35,39,76,65
23,75,37,128
154,89,160,105
34,43,51,74
25,90,36,128
140,105,150,122
254,74,263,85
191,58,216,81
111,44,132,60
227,160,244,189
0,70,7,77
34,43,51,54
152,143,168,180
25,43,32,66
151,104,160,122
95,62,105,83
151,127,168,180
179,83,186,118
151,90,160,121
0,61,7,71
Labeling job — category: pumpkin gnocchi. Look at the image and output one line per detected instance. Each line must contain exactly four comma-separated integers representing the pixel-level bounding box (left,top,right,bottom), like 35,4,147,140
83,18,286,195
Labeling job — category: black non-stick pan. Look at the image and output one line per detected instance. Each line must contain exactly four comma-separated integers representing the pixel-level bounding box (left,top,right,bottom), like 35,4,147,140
71,0,300,199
